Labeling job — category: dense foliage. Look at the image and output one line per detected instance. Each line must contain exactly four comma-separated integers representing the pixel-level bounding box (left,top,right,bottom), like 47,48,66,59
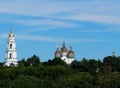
0,55,120,88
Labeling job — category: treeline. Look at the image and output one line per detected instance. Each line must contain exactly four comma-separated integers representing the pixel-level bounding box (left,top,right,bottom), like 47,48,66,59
0,55,120,88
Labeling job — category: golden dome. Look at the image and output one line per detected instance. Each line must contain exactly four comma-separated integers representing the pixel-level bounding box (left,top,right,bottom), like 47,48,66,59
9,29,14,38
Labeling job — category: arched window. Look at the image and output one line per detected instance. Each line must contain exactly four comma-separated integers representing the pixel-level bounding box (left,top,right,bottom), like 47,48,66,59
9,53,12,59
10,44,12,48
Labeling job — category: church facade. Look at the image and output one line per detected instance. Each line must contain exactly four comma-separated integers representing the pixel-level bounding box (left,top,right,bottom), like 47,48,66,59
54,42,75,64
4,29,18,67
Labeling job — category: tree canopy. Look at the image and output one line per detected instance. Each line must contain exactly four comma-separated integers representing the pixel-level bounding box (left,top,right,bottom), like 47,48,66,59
0,54,120,88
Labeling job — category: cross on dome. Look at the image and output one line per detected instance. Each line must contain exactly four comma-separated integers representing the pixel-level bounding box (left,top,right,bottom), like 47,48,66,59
9,29,14,38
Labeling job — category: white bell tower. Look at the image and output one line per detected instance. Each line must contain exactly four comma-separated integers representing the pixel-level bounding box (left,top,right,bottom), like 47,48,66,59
4,29,18,67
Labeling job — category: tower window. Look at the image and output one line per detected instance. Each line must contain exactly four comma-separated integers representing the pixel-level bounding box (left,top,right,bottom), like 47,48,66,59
10,44,12,48
9,53,12,59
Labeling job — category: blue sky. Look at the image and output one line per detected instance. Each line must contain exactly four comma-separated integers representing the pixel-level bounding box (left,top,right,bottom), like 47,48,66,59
0,0,120,62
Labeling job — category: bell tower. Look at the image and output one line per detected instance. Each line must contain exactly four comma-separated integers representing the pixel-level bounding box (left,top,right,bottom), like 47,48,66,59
4,29,18,66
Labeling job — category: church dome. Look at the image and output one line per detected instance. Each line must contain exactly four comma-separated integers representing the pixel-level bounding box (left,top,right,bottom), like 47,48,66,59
9,29,14,38
61,41,67,53
55,47,61,57
67,47,74,58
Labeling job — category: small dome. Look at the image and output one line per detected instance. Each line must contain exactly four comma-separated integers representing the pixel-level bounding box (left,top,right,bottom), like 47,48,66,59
9,29,14,38
55,50,61,55
67,47,74,58
55,47,61,57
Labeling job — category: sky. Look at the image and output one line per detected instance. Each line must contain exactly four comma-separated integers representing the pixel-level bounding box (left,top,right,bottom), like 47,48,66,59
0,0,120,62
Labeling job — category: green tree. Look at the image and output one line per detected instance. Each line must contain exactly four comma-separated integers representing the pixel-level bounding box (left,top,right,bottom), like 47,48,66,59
88,59,99,74
103,56,117,72
18,59,26,67
13,75,40,88
71,58,89,72
46,57,67,66
26,55,40,66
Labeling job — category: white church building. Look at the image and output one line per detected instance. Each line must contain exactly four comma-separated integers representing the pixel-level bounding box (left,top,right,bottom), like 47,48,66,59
4,29,18,67
54,42,75,64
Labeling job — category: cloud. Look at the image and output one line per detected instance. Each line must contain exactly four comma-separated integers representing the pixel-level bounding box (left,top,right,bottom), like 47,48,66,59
16,34,62,42
66,38,108,43
73,14,120,24
14,18,76,27
0,0,120,33
0,0,119,20
0,0,73,16
15,34,107,43
0,32,110,43
79,28,120,33
52,13,120,25
28,26,58,32
0,14,77,31
0,0,118,16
